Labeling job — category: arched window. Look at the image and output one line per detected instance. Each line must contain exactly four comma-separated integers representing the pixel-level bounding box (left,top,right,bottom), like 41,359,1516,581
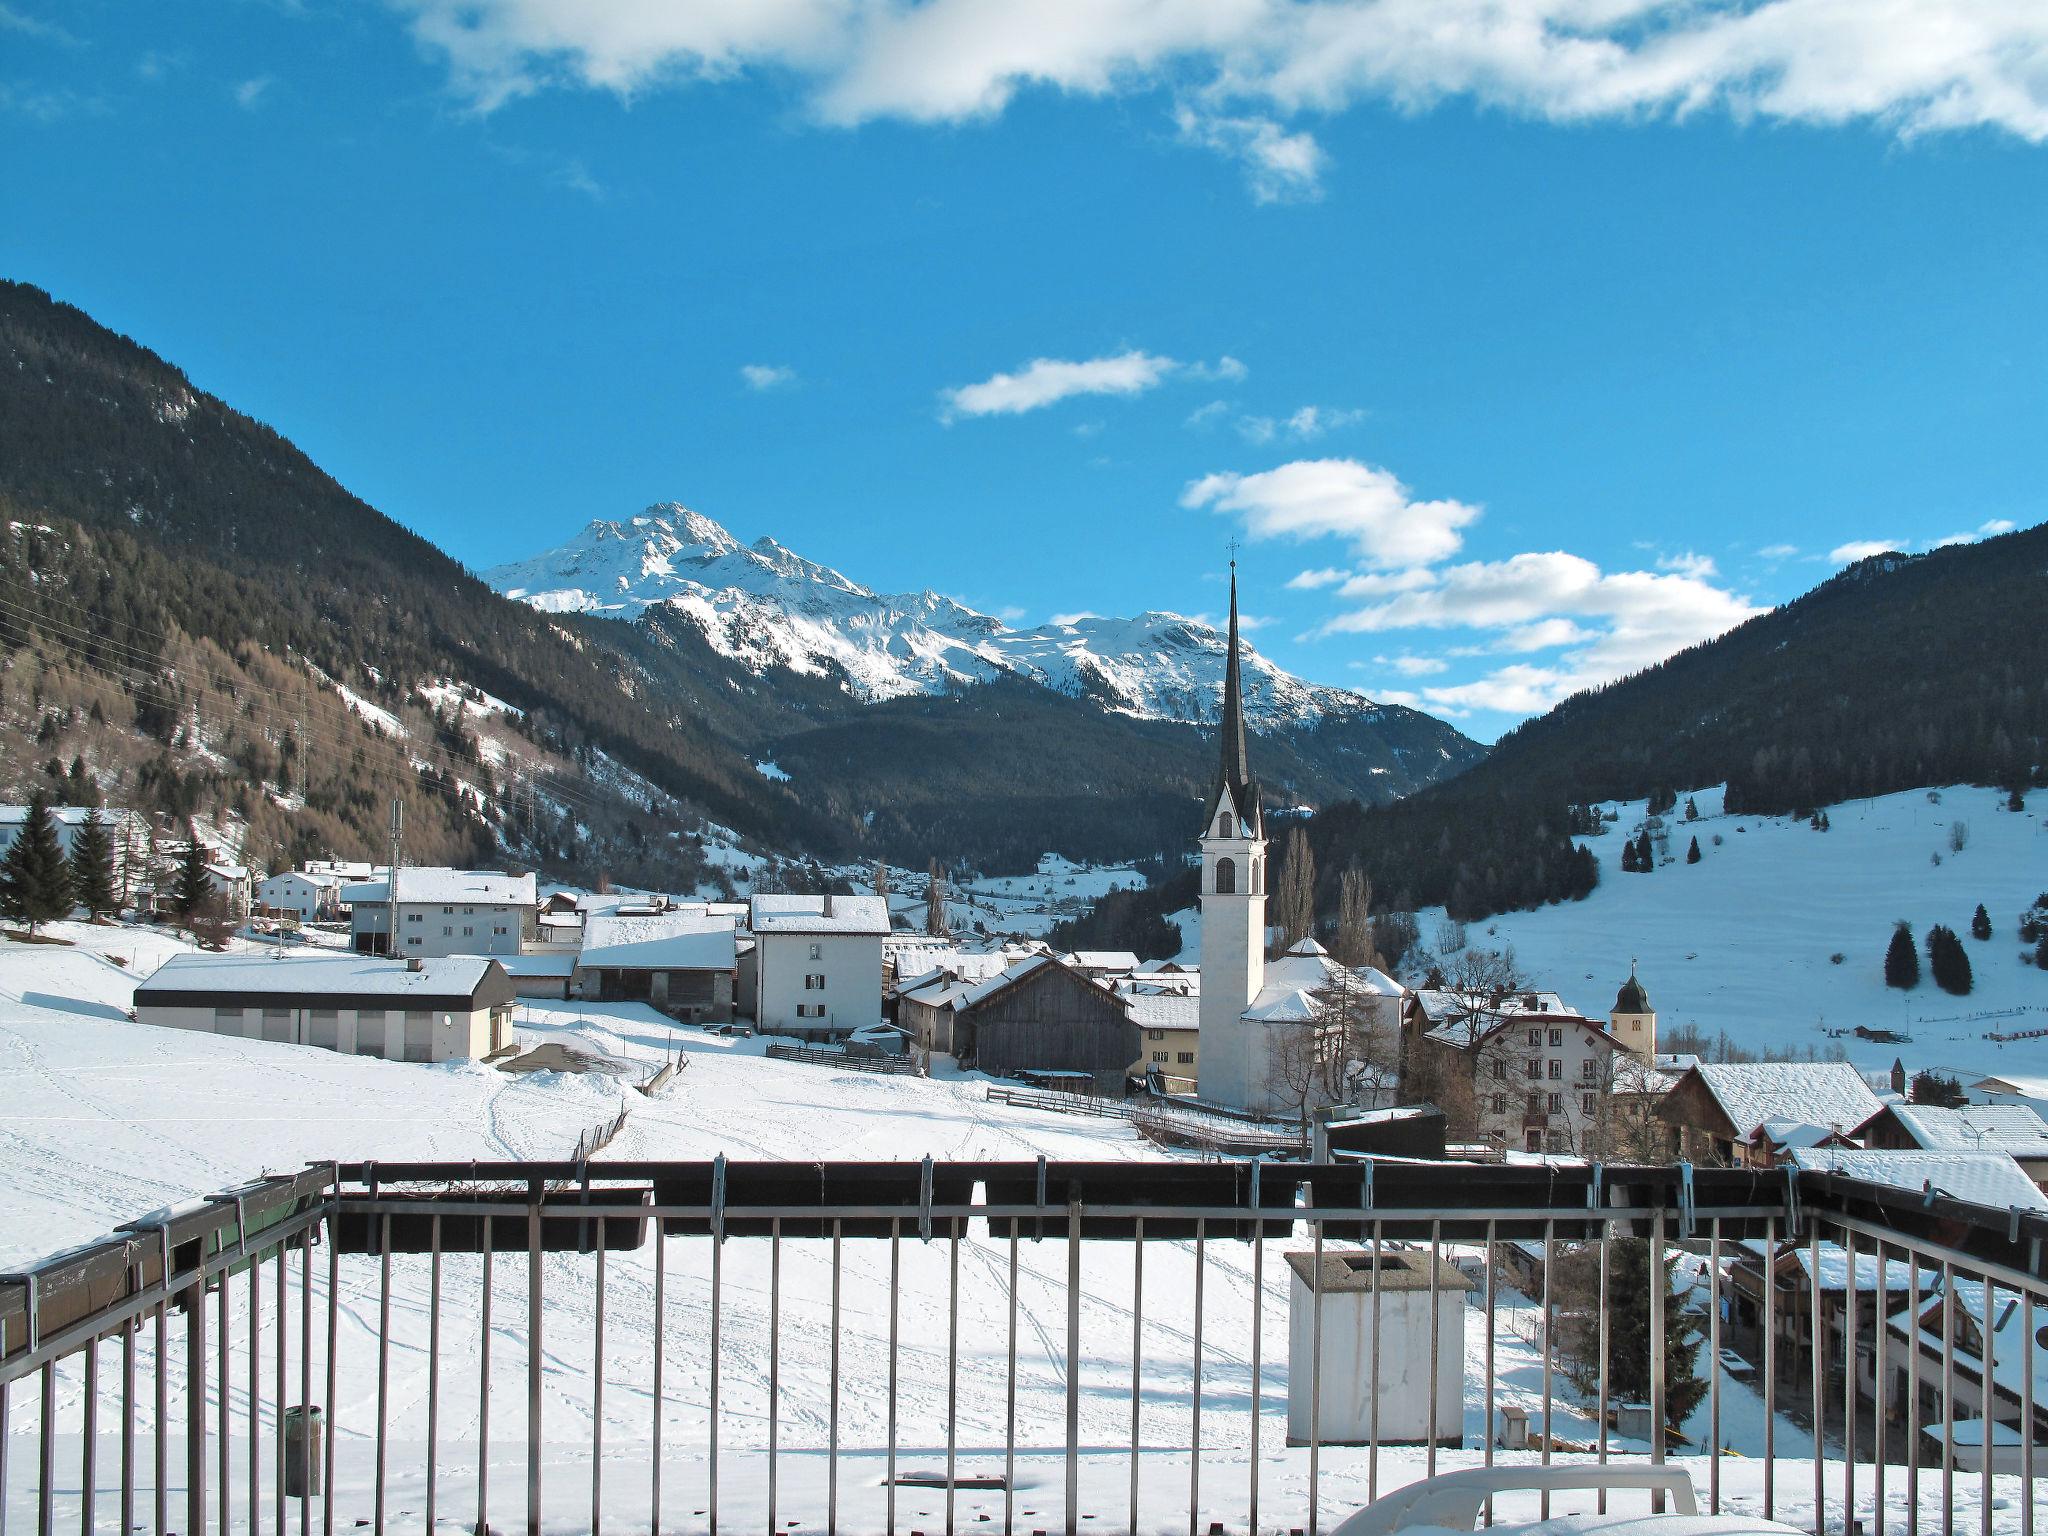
1216,811,1235,838
1251,857,1262,893
1215,857,1237,895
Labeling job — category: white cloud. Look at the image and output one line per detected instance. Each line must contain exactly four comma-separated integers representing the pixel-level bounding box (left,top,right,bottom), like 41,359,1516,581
1655,549,1718,579
396,2,2048,199
234,75,274,109
1284,404,1365,439
1758,542,1799,560
1286,566,1349,590
1235,414,1277,445
942,350,1176,419
1049,610,1101,627
1978,517,2016,535
1380,653,1448,677
1186,355,1248,382
1185,399,1231,428
740,362,797,391
1183,457,1481,569
1174,106,1326,202
1828,538,1904,564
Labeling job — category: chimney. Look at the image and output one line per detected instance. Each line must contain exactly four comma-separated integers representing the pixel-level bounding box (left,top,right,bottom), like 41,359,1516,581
823,891,835,918
406,956,424,973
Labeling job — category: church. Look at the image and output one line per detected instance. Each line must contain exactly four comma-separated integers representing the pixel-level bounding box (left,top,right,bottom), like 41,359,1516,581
1194,568,1399,1115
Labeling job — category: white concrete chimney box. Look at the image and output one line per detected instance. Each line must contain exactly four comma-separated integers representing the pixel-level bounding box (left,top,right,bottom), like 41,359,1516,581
1285,1247,1472,1447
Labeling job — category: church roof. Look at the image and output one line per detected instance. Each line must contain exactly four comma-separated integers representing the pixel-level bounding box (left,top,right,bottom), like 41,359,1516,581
1614,962,1652,1015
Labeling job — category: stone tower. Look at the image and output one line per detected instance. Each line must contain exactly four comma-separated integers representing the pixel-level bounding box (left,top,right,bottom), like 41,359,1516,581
1610,961,1656,1061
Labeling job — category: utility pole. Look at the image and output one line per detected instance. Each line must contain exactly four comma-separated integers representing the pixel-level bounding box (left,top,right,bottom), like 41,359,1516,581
387,797,404,956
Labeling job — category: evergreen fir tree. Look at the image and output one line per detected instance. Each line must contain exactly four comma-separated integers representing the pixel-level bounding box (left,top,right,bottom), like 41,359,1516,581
1884,922,1919,989
1634,829,1654,870
1686,836,1702,864
68,808,117,917
1620,839,1639,874
1926,924,1973,995
1558,1238,1708,1431
0,791,74,934
173,832,212,920
1971,903,1992,941
1684,796,1699,822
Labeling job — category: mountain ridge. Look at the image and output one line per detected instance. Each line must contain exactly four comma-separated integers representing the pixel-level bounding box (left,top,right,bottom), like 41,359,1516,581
487,505,1392,733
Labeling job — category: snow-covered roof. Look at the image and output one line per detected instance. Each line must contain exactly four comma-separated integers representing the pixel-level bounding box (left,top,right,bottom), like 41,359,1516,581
959,953,1058,1009
1792,1148,2048,1213
896,975,981,1010
136,952,506,1006
0,805,142,828
1882,1103,2048,1157
489,953,577,978
1244,987,1320,1023
1970,1072,2048,1098
1122,991,1199,1029
261,870,342,890
748,893,890,936
1410,988,1577,1025
341,869,538,907
1789,1243,1926,1294
1894,1276,2048,1410
578,911,736,971
1071,950,1140,972
1754,1117,1854,1151
1691,1061,1882,1140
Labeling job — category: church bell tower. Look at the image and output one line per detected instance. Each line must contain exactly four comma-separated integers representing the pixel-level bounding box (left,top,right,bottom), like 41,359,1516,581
1196,565,1266,1100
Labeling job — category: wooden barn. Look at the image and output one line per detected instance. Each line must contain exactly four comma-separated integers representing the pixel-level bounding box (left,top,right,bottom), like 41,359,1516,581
953,954,1140,1095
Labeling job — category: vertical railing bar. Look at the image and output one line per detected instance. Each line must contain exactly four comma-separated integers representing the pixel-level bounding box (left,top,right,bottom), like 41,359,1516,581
39,1362,56,1536
592,1225,606,1536
1975,1278,1991,1536
476,1238,492,1536
648,1230,662,1536
1708,1220,1723,1515
1844,1229,1858,1536
298,1229,311,1536
0,1368,10,1536
709,1225,721,1536
526,1192,542,1536
1650,1208,1667,1515
831,1219,843,1536
1129,1217,1144,1536
1307,1201,1323,1536
1764,1213,1778,1521
250,1250,261,1536
1480,1219,1493,1528
322,1207,337,1536
1811,1219,1826,1536
376,1217,392,1536
1872,1238,1887,1536
124,1278,138,1536
1003,1229,1018,1536
158,1290,171,1536
1540,1217,1555,1520
767,1218,780,1536
1596,1212,1611,1517
1906,1247,1921,1536
82,1337,99,1536
427,1217,442,1536
1189,1217,1205,1536
1064,1197,1081,1536
946,1217,961,1536
1939,1258,1955,1536
218,1256,229,1536
189,1248,208,1536
275,1235,287,1536
1248,1214,1262,1536
884,1218,898,1536
2020,1289,2035,1536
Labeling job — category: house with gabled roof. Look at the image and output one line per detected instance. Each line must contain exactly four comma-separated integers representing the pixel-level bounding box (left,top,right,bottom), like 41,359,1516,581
1657,1061,1883,1166
1853,1102,2048,1189
945,952,1138,1095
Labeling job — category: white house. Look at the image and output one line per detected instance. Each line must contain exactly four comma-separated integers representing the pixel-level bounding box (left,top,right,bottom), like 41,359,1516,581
748,892,888,1041
133,952,516,1061
344,868,537,957
256,870,346,922
1406,990,1626,1154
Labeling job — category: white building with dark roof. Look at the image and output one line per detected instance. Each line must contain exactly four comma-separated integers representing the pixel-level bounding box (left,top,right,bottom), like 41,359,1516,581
747,892,888,1040
133,952,515,1061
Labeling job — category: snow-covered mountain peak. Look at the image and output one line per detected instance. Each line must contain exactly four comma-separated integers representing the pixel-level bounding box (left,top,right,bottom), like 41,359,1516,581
486,506,1384,730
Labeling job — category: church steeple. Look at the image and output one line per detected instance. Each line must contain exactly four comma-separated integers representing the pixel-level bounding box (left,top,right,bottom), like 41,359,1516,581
1205,562,1261,839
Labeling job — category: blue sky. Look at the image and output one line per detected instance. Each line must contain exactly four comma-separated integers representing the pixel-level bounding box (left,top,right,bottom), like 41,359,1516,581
5,2,2046,741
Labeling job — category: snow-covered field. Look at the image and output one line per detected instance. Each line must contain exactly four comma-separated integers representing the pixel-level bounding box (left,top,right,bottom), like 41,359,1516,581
1423,785,2048,1082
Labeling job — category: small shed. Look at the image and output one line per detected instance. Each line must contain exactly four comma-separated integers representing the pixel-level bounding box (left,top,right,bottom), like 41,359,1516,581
1286,1247,1472,1447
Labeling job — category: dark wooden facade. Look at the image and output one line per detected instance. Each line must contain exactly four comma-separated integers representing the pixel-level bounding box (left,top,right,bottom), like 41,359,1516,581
958,959,1139,1095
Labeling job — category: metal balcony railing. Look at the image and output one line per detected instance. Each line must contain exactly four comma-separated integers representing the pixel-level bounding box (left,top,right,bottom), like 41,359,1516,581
1,1160,2043,1536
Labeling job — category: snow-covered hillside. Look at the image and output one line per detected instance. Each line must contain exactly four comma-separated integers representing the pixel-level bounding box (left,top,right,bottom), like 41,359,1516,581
1425,784,2048,1084
486,505,1384,730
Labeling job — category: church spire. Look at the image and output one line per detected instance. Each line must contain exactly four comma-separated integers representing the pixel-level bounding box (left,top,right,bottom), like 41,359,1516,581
1218,562,1251,795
